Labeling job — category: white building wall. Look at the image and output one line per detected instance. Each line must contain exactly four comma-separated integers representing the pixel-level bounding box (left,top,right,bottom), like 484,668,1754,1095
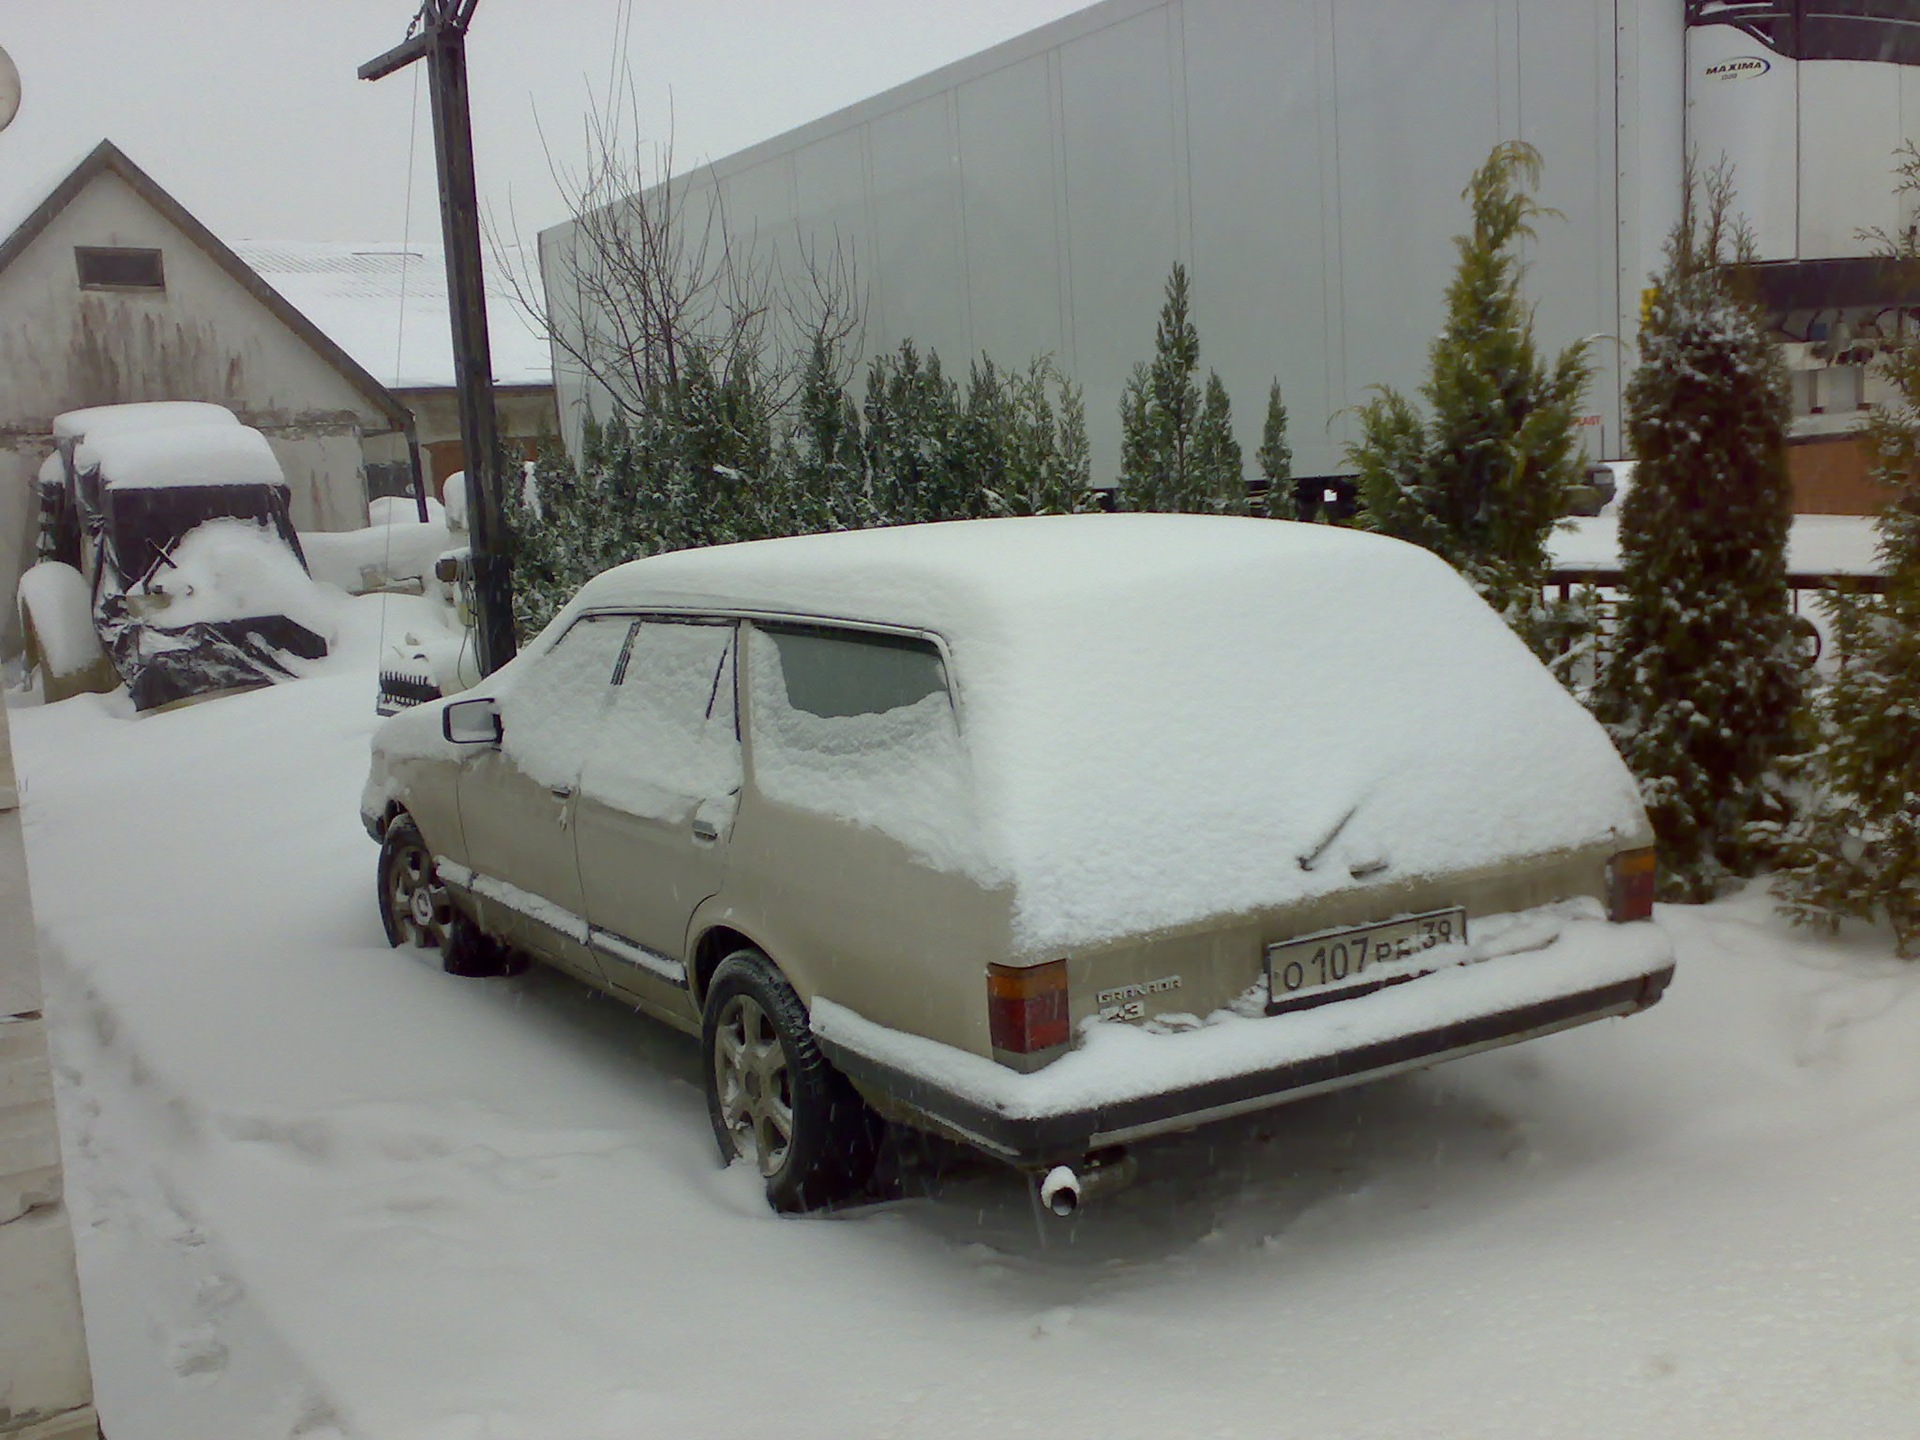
544,0,1686,483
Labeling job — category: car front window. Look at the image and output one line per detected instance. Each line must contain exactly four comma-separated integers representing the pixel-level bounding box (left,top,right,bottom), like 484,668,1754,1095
498,612,632,789
585,619,742,817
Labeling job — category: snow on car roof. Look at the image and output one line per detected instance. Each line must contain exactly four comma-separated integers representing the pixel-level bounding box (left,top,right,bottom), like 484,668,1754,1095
555,516,1649,952
53,401,240,443
76,422,285,491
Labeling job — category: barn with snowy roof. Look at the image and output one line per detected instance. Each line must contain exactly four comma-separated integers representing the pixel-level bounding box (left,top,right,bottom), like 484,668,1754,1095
0,141,411,653
0,140,555,659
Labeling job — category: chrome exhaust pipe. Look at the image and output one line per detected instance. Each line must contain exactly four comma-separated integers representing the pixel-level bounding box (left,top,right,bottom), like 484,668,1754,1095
1037,1150,1137,1217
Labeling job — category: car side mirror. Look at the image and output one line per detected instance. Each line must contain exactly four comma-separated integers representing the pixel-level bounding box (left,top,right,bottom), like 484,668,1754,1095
442,696,501,745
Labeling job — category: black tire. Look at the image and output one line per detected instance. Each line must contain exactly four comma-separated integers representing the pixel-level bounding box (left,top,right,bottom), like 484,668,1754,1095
702,949,881,1213
377,814,523,977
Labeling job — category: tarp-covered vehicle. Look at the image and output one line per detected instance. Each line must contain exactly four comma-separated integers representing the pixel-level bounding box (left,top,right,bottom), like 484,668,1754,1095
31,402,330,712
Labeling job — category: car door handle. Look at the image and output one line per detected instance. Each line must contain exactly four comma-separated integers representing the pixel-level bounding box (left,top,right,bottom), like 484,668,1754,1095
549,784,575,800
691,819,720,843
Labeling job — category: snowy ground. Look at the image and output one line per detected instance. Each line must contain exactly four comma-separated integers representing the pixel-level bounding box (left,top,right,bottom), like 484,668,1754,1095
10,591,1920,1439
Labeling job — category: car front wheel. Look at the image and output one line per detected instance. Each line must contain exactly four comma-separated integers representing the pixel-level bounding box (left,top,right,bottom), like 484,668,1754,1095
702,948,880,1212
377,814,519,977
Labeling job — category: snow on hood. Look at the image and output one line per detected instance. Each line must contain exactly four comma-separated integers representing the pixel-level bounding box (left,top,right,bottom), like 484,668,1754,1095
78,423,284,491
501,516,1651,952
138,519,336,636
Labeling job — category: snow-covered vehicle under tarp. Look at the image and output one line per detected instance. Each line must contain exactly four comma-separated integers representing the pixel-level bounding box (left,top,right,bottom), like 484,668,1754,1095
37,403,330,712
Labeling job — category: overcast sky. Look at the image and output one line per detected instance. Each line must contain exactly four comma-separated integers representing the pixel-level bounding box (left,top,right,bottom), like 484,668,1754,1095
0,0,1090,244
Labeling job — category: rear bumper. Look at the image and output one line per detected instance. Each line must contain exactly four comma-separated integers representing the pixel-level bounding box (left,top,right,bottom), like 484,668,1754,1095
813,919,1674,1169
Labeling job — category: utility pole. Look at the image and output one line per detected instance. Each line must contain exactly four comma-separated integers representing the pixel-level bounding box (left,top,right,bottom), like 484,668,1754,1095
360,0,516,675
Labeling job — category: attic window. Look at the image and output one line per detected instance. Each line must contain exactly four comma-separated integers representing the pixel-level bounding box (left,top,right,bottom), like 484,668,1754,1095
75,246,165,291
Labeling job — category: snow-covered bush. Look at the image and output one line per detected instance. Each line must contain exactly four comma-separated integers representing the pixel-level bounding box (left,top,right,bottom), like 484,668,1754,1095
1593,164,1802,901
955,355,1096,520
507,336,1097,640
1770,154,1920,955
1770,550,1920,955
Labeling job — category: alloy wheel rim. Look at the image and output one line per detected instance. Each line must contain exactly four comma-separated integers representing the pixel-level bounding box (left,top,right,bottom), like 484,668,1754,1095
389,842,450,953
713,994,793,1177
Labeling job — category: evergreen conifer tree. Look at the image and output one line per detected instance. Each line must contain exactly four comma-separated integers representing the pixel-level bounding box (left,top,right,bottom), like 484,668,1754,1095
506,418,653,638
1346,142,1592,625
974,359,1097,516
1592,164,1802,901
1192,373,1247,514
1056,379,1092,507
505,441,584,640
1118,263,1245,514
1770,155,1920,954
784,335,869,532
1257,380,1297,520
864,342,973,524
958,356,1013,514
670,350,774,549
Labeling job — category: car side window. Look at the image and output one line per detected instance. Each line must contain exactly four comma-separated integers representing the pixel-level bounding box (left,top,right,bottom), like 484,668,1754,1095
585,619,742,815
498,612,631,789
747,623,980,871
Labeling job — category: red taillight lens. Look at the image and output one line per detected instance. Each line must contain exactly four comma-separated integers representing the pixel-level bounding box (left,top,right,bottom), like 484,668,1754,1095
1607,847,1658,922
987,960,1070,1054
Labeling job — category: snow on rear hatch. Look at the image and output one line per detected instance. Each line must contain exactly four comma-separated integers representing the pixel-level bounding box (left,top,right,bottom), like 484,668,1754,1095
937,519,1650,952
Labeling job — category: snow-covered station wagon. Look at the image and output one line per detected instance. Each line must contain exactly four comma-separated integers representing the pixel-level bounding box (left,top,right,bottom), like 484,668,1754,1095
361,515,1674,1213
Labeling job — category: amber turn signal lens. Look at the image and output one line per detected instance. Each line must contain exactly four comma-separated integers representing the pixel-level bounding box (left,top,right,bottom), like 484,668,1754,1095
1607,847,1658,923
987,959,1070,1053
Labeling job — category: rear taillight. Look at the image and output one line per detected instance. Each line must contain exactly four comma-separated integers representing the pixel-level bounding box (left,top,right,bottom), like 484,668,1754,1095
987,959,1070,1060
1607,847,1658,922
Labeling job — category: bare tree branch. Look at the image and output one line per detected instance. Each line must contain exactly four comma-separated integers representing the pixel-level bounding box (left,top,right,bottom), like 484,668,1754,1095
490,60,864,439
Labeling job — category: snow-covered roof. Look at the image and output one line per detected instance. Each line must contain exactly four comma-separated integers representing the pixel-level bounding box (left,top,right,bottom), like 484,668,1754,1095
1552,513,1884,577
77,423,285,491
543,514,1647,951
229,240,551,390
54,400,239,443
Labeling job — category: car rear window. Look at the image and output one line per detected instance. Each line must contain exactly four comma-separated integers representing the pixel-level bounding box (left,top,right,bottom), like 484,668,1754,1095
759,625,947,719
746,624,988,876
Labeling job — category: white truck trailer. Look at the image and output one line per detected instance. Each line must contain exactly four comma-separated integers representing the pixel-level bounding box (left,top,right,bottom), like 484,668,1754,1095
540,0,1920,499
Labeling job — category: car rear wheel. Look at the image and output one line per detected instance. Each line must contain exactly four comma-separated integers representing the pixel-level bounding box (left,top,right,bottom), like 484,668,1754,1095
378,814,521,977
702,948,880,1213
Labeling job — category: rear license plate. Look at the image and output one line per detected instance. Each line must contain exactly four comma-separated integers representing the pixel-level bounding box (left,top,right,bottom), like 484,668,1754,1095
1264,907,1468,1015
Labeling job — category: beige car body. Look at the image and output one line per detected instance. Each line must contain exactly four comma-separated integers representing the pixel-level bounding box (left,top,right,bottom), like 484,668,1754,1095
362,516,1673,1169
